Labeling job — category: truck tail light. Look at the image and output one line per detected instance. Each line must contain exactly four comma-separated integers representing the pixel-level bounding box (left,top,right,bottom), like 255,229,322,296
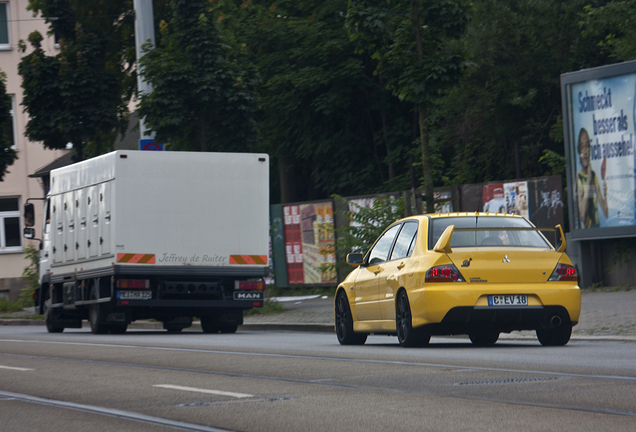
116,279,150,289
548,264,578,281
235,280,264,290
425,264,465,282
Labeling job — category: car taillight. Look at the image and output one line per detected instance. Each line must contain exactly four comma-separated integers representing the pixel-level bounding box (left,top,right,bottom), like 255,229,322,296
235,280,265,290
116,279,150,289
425,264,465,282
548,264,578,281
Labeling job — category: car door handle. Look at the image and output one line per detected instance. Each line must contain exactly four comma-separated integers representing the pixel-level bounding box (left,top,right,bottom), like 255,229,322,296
397,262,406,270
374,268,383,275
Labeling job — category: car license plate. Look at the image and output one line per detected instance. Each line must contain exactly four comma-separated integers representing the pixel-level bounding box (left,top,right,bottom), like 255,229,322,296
118,290,152,300
488,294,527,306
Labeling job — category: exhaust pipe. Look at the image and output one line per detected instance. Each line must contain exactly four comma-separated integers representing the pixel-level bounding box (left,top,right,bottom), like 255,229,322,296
550,315,562,327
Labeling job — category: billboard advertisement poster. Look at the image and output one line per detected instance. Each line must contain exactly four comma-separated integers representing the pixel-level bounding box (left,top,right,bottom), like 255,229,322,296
482,182,529,218
481,178,563,228
568,73,636,229
283,201,336,284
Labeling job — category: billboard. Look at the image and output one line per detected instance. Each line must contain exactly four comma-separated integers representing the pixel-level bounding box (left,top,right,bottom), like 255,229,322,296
562,61,636,240
480,177,563,228
283,201,336,285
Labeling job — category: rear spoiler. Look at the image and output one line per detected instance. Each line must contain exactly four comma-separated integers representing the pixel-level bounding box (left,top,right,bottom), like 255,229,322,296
433,224,567,253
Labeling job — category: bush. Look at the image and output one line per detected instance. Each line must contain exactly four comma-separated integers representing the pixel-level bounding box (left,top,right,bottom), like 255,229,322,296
20,244,40,308
321,194,404,275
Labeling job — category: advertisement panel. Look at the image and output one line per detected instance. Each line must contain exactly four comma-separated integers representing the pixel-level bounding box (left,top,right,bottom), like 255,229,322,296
283,201,336,285
481,177,563,228
562,61,636,240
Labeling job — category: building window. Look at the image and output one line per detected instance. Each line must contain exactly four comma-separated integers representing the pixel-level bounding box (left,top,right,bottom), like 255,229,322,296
0,3,9,49
0,197,22,252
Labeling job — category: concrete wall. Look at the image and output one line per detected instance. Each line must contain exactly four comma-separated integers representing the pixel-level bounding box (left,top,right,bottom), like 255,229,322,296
568,237,636,289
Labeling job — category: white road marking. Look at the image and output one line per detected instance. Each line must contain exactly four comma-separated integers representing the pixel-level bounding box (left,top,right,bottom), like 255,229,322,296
0,390,232,432
154,384,253,398
0,365,33,371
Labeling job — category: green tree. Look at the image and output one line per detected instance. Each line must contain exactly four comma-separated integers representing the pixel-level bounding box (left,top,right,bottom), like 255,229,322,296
0,71,17,180
138,0,259,152
19,0,135,160
582,0,636,62
432,0,612,187
236,0,416,203
346,0,469,213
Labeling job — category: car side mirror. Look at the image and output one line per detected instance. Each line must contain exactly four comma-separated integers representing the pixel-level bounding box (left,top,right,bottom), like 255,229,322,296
346,253,364,267
23,227,35,239
24,202,35,227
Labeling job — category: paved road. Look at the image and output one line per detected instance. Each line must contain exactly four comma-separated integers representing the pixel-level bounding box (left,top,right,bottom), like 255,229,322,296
2,290,635,340
1,326,635,432
245,290,636,339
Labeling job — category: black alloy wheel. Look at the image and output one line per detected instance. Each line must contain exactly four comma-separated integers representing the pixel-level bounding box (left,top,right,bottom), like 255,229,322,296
335,291,367,345
536,323,572,346
469,329,500,346
396,291,430,347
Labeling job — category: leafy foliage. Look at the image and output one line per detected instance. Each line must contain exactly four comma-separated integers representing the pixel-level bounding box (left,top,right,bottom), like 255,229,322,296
322,194,404,274
346,0,469,212
19,0,134,160
138,0,259,152
234,0,418,201
21,244,40,308
582,1,636,61
431,0,614,187
0,71,17,180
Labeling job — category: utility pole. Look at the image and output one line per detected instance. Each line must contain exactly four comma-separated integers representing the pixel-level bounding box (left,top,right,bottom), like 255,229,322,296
134,0,156,144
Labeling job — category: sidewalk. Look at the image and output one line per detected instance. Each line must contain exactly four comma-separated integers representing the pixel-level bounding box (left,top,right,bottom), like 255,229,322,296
1,290,635,340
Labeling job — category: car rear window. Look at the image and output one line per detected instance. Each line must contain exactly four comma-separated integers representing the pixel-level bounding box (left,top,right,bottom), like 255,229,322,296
429,217,551,249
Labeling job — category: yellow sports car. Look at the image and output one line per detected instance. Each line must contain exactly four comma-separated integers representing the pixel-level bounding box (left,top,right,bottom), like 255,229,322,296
335,213,580,347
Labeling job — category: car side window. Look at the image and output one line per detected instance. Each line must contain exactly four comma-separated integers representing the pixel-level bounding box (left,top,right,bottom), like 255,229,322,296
390,221,418,260
367,224,401,265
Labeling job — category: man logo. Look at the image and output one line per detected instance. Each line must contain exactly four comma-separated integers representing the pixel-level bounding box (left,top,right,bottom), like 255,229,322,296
234,292,263,300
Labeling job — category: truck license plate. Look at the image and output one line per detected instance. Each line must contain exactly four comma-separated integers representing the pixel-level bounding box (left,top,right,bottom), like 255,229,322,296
118,290,152,300
488,294,527,306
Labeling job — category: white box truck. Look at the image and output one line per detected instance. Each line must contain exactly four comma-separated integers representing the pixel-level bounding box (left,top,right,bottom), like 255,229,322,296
23,150,269,334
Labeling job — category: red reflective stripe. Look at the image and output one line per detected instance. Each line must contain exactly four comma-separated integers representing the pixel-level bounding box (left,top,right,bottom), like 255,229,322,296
230,255,267,265
117,253,155,264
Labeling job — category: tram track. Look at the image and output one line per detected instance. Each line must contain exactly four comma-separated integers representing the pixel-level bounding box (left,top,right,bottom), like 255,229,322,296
1,339,635,419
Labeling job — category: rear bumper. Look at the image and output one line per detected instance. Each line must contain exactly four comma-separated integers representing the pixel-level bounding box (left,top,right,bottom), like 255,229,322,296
408,282,581,331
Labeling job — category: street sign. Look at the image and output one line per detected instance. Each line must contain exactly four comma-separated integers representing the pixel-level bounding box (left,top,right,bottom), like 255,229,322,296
139,139,164,151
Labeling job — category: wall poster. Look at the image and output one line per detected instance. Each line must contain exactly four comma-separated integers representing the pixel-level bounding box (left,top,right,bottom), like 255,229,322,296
283,201,336,285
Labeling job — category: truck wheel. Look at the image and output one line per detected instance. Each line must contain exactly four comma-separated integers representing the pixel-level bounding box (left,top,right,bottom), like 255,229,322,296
44,302,64,333
89,304,108,334
219,324,238,334
109,325,128,334
200,315,220,334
